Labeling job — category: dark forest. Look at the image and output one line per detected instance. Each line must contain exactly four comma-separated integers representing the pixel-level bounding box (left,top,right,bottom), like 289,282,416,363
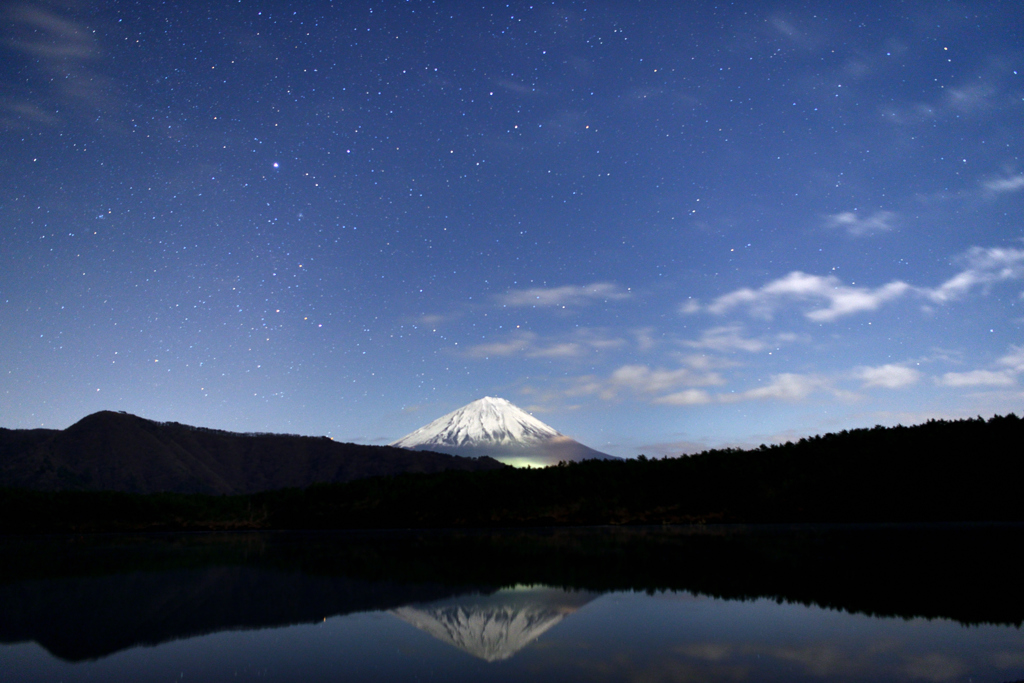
2,413,1021,532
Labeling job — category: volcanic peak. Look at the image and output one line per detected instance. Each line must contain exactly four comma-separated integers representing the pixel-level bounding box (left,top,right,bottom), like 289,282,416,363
392,397,560,450
390,397,617,467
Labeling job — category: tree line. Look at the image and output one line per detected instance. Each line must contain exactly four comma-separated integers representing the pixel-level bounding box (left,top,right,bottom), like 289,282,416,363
1,413,1021,533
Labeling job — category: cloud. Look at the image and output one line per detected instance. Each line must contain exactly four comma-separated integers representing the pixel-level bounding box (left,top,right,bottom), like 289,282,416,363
563,363,725,402
529,342,584,358
559,363,884,407
679,299,701,314
499,282,631,307
6,5,97,61
721,373,829,402
884,76,1001,126
697,245,1023,322
632,327,658,351
708,271,910,322
982,174,1024,194
3,3,116,119
998,346,1024,373
927,246,1024,303
653,389,713,405
674,353,740,371
938,370,1016,387
681,325,798,353
495,80,543,96
464,330,625,359
465,337,533,358
880,102,938,126
935,345,1024,388
826,210,897,237
944,82,996,113
856,364,921,389
770,17,802,41
1,100,58,129
609,365,725,395
466,333,584,359
683,325,767,352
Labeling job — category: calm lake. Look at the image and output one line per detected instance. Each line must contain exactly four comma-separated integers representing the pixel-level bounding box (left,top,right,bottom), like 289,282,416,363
2,525,1022,682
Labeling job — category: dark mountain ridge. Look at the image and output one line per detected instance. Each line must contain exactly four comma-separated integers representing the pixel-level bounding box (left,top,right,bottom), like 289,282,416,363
0,411,505,494
3,413,1022,533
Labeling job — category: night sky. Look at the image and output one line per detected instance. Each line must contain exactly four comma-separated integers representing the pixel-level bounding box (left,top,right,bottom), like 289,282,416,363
2,0,1022,457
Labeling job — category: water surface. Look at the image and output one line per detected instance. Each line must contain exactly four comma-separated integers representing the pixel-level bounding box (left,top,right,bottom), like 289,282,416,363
2,525,1022,682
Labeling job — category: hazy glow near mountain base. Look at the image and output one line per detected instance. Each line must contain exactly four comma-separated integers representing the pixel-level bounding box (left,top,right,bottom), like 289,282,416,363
498,457,555,469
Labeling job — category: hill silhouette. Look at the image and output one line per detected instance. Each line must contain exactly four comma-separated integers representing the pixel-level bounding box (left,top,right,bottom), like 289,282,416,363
2,413,1022,532
0,411,505,494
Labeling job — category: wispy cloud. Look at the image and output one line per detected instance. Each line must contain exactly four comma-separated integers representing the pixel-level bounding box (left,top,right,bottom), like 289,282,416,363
938,370,1016,387
720,373,834,402
826,210,897,237
883,75,1002,125
563,363,725,402
466,334,535,358
856,364,921,389
944,82,997,113
770,17,803,42
1,100,58,128
927,246,1024,303
499,282,631,307
561,366,851,406
609,365,725,394
679,299,701,314
495,79,543,96
982,173,1024,195
683,325,767,352
696,245,1024,322
681,324,798,353
707,272,910,322
3,3,116,122
998,346,1024,373
632,327,659,352
6,5,97,61
653,389,713,405
936,345,1024,388
530,342,586,358
464,330,626,359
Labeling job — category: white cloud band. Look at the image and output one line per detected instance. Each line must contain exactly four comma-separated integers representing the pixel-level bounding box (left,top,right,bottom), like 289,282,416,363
500,282,630,307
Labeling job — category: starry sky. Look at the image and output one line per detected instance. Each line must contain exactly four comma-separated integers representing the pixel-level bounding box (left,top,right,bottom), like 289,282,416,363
2,0,1022,457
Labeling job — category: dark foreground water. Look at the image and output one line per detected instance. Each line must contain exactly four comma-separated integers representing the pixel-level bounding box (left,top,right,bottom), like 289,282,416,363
2,525,1023,682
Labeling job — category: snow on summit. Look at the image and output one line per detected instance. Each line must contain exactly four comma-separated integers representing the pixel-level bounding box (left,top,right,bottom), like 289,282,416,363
393,397,559,448
391,397,617,467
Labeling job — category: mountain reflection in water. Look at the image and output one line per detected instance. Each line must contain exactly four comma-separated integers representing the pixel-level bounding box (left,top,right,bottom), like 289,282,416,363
392,586,596,661
2,525,1024,682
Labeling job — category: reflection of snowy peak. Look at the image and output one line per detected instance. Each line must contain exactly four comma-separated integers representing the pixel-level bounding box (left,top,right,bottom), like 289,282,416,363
390,397,617,467
391,586,595,661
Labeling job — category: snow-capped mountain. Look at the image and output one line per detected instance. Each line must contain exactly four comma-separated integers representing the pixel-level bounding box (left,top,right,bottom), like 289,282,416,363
391,587,596,661
390,396,618,467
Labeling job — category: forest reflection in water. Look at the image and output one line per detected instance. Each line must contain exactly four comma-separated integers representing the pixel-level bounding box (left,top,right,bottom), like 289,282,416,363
2,524,1023,682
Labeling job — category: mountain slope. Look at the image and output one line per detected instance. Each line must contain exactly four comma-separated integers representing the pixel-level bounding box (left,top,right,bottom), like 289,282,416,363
0,411,506,494
391,397,617,467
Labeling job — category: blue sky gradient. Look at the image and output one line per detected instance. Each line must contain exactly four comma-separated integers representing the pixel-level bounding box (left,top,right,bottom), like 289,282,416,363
2,1,1021,456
